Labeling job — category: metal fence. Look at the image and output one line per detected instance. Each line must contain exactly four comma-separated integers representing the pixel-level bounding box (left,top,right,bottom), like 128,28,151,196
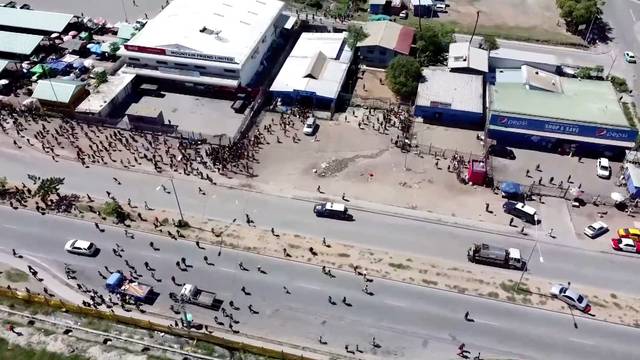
0,287,314,360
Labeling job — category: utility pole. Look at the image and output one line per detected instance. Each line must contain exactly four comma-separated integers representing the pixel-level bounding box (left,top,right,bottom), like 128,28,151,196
169,178,185,221
468,10,481,54
417,0,422,32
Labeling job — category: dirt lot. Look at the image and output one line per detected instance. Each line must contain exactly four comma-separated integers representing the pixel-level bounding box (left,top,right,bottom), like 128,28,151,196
352,69,399,108
409,0,582,44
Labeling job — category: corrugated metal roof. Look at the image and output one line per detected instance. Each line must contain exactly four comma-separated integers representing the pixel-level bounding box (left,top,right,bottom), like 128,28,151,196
304,51,327,79
0,59,9,73
32,79,84,104
0,31,42,55
359,21,413,54
490,47,560,66
416,67,483,113
448,42,488,72
0,7,73,33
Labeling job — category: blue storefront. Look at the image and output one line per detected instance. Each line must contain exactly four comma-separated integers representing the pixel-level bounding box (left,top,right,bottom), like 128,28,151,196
487,113,638,160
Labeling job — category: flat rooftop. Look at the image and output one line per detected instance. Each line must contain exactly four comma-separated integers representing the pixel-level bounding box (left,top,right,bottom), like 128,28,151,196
0,7,73,33
76,72,136,114
491,68,628,127
130,93,244,138
125,0,284,67
0,31,42,55
416,68,484,113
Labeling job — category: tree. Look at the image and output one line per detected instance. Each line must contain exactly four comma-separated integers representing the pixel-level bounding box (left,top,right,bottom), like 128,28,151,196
480,35,499,52
94,71,108,86
0,176,6,190
102,200,129,224
415,22,455,66
386,56,422,99
346,24,369,54
556,0,603,32
33,177,65,202
108,42,121,56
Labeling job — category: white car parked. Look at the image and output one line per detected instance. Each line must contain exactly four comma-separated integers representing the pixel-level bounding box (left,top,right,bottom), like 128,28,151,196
303,117,317,136
596,158,611,179
64,239,98,256
583,221,608,239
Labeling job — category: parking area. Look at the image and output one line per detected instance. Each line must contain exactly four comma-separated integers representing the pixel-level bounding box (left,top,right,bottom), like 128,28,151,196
492,148,624,198
18,0,166,22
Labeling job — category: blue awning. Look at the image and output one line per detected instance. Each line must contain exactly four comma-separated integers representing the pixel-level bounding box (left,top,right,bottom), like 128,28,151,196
500,181,522,196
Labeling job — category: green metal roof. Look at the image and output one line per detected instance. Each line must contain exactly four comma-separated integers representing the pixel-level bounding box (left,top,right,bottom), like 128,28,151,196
32,79,84,104
490,76,628,128
0,7,73,33
0,31,42,55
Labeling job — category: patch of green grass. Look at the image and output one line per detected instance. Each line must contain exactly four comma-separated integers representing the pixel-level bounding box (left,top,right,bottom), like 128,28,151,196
0,337,88,360
621,102,637,128
4,269,29,283
0,296,56,316
388,262,411,270
499,280,530,296
81,318,113,333
487,291,500,299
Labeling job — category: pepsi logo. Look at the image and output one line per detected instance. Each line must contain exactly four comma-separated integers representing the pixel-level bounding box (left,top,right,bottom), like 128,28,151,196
499,117,508,124
595,128,607,137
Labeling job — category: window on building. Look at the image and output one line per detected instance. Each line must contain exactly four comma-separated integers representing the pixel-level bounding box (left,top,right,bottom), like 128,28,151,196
175,63,189,67
156,60,168,65
129,57,141,62
223,69,237,74
366,48,375,54
194,65,206,70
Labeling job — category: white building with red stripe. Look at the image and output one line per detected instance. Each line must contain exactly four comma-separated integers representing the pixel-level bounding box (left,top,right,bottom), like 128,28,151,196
117,0,285,89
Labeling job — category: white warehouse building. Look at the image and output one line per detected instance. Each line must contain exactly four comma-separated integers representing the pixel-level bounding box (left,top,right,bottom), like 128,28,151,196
118,0,286,88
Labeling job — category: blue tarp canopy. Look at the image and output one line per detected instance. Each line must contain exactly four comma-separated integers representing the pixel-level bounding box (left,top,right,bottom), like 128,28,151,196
45,60,69,72
500,181,523,196
105,272,122,291
87,43,102,55
369,15,391,21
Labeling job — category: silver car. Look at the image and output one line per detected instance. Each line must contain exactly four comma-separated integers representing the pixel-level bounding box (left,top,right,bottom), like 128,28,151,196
549,284,591,313
64,239,98,256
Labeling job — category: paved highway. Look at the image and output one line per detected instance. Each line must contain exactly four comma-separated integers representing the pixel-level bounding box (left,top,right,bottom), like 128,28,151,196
1,141,639,297
2,207,639,360
602,0,640,94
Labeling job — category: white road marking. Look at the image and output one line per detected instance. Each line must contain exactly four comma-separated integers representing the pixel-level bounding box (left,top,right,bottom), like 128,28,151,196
383,300,406,307
298,284,322,290
477,320,499,326
2,225,17,229
218,267,235,273
632,9,637,23
569,338,594,345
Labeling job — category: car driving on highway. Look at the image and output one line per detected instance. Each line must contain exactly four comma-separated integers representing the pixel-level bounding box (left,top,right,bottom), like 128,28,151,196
64,239,98,256
313,202,353,221
611,237,640,254
583,221,608,239
549,284,591,313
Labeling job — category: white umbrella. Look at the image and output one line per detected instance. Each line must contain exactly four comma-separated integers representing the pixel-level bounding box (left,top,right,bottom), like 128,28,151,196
611,192,626,203
83,59,95,68
0,79,9,86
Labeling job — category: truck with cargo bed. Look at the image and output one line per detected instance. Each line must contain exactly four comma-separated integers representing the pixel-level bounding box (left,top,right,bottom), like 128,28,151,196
467,243,526,270
105,271,152,302
180,284,223,310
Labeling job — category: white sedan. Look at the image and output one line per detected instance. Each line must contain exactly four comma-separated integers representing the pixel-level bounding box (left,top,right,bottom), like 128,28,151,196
64,239,98,256
583,221,608,239
596,158,611,179
550,284,591,313
624,51,637,63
